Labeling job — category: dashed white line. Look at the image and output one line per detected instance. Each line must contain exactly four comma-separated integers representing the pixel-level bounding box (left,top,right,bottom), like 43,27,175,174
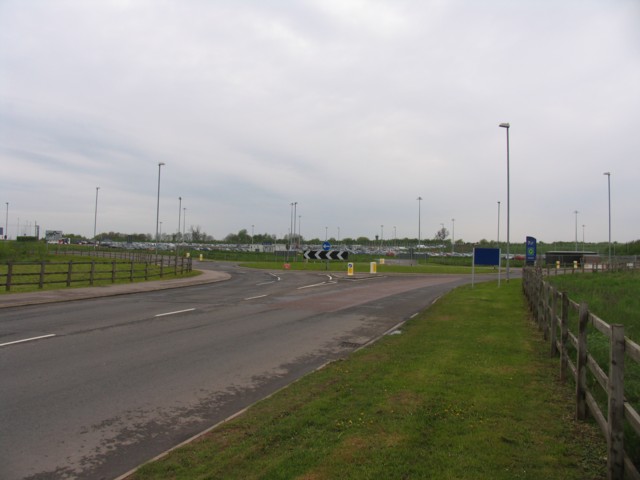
297,281,337,290
154,308,196,317
1,334,56,347
245,294,268,300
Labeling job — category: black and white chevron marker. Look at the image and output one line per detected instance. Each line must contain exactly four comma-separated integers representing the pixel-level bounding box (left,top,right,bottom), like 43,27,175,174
303,250,349,260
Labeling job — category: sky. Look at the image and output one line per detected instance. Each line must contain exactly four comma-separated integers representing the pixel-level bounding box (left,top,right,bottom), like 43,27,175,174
1,0,639,245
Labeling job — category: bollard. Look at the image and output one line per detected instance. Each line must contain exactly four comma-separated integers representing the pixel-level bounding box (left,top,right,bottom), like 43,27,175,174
348,262,354,276
370,262,377,274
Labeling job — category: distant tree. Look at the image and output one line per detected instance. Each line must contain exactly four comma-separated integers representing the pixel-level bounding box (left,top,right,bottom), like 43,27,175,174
190,226,207,243
434,228,449,242
356,236,370,244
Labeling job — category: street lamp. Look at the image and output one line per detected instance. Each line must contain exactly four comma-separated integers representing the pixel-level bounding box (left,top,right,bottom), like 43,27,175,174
183,207,186,238
582,224,586,252
497,201,501,247
451,218,455,254
499,122,511,281
155,162,165,253
574,210,579,251
4,202,8,240
178,197,182,241
252,224,255,248
417,196,422,251
93,187,100,240
293,202,298,249
604,172,612,266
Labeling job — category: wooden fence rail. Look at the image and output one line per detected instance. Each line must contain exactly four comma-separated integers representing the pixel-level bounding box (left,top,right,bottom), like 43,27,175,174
1,256,192,292
522,267,640,480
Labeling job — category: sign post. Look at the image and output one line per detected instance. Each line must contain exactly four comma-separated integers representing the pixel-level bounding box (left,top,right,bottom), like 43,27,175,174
526,236,537,266
472,247,501,287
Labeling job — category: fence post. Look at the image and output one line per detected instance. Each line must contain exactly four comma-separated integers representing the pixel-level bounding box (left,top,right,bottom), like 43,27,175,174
66,261,73,287
608,324,625,480
6,262,13,291
550,287,558,356
39,261,45,289
111,261,116,283
130,261,134,282
542,283,549,339
576,303,589,420
145,262,149,280
160,257,164,278
560,292,569,382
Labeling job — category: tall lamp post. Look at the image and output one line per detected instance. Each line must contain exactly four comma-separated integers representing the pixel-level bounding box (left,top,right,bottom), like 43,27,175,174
5,202,8,240
93,187,100,240
499,122,511,281
604,172,612,266
573,210,579,251
178,197,182,241
417,196,422,251
451,218,455,254
497,201,501,247
155,162,165,254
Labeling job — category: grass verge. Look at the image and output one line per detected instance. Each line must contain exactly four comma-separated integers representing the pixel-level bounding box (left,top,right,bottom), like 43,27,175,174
131,280,606,480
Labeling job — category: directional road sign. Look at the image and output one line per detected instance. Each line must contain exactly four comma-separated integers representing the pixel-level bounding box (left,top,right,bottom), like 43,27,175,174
322,241,331,251
303,250,348,260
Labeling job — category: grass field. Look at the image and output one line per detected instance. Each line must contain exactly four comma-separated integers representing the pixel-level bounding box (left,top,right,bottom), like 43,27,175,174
130,280,606,480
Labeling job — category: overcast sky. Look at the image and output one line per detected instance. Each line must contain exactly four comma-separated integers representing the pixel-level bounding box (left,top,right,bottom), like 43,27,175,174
1,0,638,245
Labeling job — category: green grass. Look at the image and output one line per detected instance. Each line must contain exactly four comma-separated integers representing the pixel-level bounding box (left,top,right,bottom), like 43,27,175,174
546,270,640,468
131,281,606,480
546,270,640,342
0,254,199,294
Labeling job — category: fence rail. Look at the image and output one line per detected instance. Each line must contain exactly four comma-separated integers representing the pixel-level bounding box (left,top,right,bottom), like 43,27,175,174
522,267,640,480
1,255,192,292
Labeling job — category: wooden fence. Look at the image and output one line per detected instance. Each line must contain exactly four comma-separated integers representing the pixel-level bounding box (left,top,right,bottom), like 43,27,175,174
522,267,640,480
1,255,192,292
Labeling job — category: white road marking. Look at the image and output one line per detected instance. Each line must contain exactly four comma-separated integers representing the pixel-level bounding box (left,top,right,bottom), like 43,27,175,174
297,281,337,290
257,273,281,286
154,308,196,317
245,294,268,300
1,334,56,347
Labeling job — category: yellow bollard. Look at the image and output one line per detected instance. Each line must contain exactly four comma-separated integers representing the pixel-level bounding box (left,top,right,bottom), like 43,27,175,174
348,262,354,276
370,262,377,274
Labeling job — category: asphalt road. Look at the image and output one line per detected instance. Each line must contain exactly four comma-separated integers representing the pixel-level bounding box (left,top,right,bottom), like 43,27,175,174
0,263,474,479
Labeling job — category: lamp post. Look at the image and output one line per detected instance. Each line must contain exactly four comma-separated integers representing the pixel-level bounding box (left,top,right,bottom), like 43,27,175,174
325,226,328,241
451,218,455,254
252,224,255,248
499,122,511,281
5,202,8,240
417,196,422,251
293,202,298,249
178,197,182,241
604,172,612,266
155,162,165,254
183,207,186,238
582,224,586,252
93,187,100,240
497,201,501,247
574,210,579,251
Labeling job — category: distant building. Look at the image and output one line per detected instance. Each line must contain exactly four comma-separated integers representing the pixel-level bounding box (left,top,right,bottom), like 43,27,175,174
544,251,598,266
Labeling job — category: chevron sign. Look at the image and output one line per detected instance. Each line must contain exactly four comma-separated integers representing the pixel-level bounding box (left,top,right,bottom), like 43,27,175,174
303,250,349,260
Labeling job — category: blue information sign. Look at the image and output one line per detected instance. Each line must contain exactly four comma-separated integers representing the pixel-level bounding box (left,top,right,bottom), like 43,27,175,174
474,248,500,266
322,241,331,251
526,236,537,263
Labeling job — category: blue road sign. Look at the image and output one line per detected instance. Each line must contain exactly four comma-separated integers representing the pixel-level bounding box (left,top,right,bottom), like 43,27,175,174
526,236,537,263
474,248,500,266
322,241,331,251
